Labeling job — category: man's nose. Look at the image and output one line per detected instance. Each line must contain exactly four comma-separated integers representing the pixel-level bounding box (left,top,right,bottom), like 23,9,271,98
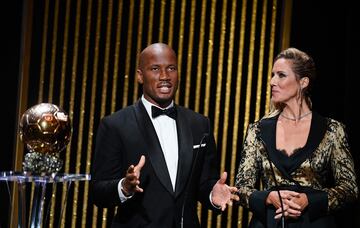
159,69,169,80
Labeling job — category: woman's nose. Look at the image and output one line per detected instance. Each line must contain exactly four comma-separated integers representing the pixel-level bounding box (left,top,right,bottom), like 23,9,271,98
270,75,277,86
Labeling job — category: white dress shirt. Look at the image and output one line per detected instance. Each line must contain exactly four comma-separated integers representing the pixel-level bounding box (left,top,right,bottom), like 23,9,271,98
141,95,179,189
118,96,179,202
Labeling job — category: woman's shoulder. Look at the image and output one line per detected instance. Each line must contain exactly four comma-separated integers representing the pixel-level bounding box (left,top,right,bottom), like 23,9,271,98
246,117,271,135
314,112,347,135
327,119,347,138
318,113,346,129
326,117,345,126
248,119,263,130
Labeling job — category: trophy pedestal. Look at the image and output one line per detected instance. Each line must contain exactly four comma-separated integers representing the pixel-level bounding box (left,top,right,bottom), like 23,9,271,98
0,171,91,227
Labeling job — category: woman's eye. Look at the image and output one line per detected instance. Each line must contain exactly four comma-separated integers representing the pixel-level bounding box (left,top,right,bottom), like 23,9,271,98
278,73,286,78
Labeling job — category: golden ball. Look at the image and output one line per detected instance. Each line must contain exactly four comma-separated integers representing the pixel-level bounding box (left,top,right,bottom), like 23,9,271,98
19,103,71,155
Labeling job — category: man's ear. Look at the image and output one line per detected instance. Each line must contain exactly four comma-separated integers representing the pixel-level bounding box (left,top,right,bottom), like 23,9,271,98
137,69,144,84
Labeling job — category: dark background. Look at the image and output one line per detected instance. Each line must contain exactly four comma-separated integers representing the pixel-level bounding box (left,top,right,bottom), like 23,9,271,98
0,1,23,227
291,1,360,227
1,1,359,227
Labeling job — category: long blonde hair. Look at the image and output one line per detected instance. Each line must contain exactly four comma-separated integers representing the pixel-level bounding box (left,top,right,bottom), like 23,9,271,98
265,47,316,119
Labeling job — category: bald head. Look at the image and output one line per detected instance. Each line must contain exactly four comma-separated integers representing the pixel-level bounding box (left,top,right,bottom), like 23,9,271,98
138,43,177,70
136,43,179,108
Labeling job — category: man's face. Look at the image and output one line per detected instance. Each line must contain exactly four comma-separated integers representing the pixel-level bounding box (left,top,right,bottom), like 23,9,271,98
137,45,178,108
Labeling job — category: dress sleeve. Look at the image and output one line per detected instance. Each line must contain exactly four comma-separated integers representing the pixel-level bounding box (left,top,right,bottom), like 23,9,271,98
235,123,270,220
324,121,358,211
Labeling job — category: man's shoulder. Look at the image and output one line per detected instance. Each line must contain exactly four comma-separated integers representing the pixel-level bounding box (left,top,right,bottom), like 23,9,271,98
177,105,208,120
102,104,136,122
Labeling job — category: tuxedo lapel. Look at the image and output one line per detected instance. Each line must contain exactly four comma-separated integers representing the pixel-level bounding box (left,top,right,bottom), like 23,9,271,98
174,106,193,198
133,100,174,195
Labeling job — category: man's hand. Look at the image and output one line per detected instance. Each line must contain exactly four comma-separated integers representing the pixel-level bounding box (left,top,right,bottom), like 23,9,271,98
211,172,240,211
122,155,146,196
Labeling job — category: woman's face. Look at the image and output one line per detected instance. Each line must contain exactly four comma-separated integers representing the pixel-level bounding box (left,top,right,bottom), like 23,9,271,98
270,58,301,104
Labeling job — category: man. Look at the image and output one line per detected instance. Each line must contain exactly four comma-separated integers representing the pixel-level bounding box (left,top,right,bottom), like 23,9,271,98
91,43,239,227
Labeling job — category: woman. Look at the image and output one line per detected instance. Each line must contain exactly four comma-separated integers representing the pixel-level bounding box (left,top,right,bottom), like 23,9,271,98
235,47,358,227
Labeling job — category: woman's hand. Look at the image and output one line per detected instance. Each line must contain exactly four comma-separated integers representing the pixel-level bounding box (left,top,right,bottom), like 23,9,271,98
266,190,308,220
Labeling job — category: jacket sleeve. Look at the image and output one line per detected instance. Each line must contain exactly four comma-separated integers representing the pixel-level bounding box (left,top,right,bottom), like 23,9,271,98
235,123,264,213
323,121,358,211
91,117,124,208
197,117,221,212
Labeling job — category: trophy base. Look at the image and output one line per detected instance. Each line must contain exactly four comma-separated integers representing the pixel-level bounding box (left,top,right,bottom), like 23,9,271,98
23,152,63,174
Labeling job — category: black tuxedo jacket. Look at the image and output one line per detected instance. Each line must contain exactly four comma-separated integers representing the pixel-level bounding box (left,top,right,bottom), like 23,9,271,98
91,100,220,228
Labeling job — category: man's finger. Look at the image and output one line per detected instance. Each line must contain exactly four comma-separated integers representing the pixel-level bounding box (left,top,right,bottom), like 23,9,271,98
126,173,137,181
229,186,238,193
232,194,240,201
127,165,135,173
136,155,146,170
136,186,144,193
218,171,227,184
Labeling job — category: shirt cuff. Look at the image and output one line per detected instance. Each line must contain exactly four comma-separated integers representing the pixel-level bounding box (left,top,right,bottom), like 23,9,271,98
209,191,222,209
118,178,134,203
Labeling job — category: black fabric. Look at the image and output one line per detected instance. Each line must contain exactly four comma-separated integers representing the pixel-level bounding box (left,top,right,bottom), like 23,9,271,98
151,105,177,119
249,185,332,228
249,212,336,228
91,99,220,228
259,112,327,183
306,189,328,221
249,190,271,224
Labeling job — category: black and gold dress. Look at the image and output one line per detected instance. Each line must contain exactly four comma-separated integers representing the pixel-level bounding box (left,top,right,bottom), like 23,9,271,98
235,112,358,228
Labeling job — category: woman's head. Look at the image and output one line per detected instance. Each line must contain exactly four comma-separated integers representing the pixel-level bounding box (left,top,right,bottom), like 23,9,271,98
270,48,316,112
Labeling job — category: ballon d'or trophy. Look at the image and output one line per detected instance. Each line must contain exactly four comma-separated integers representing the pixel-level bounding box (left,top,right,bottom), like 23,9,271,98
19,103,71,174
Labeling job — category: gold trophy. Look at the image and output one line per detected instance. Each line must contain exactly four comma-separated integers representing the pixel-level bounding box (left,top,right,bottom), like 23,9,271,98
19,103,71,174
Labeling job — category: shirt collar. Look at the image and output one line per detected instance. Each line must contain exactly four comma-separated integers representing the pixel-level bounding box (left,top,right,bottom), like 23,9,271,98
141,95,174,118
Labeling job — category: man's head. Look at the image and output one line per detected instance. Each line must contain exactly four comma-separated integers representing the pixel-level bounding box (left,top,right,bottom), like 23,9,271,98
137,43,179,108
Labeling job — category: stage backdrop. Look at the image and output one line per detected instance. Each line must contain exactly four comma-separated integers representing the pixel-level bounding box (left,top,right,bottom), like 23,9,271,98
12,0,290,227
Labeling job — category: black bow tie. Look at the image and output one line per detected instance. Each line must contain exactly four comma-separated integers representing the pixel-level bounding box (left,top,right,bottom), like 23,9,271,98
151,106,177,119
